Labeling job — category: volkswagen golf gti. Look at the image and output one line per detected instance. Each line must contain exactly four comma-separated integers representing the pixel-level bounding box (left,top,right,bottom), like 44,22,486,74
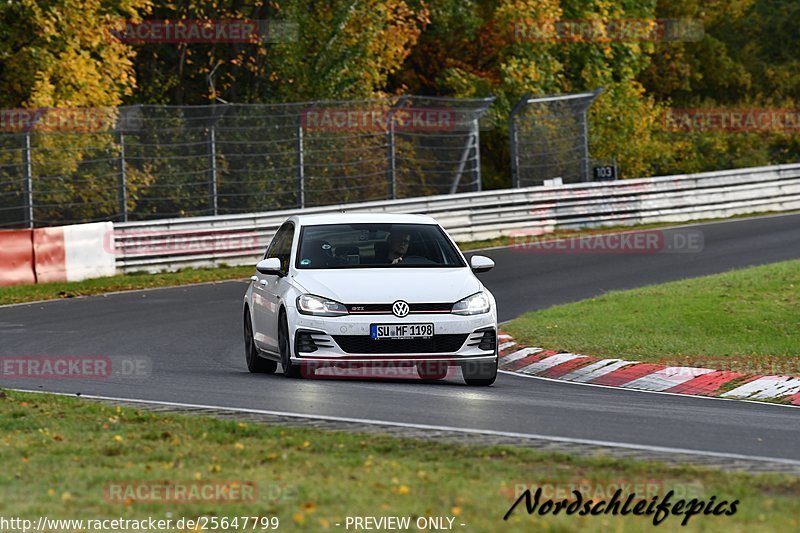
243,213,498,385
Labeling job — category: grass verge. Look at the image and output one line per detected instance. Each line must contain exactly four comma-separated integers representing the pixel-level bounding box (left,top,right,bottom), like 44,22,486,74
1,390,798,532
1,211,795,307
504,260,800,373
0,266,253,306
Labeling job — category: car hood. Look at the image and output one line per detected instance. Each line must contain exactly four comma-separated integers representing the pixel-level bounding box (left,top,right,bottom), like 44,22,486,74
291,267,481,304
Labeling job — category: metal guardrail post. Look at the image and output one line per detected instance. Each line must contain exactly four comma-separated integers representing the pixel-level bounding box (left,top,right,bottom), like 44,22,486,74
22,131,33,228
118,130,128,222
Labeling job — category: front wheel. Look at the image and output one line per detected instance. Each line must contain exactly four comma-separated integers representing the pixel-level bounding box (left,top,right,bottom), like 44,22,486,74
244,310,277,374
462,359,497,386
279,312,301,378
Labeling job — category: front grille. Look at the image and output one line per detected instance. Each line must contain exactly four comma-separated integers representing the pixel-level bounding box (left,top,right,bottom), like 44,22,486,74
346,302,453,314
332,334,468,354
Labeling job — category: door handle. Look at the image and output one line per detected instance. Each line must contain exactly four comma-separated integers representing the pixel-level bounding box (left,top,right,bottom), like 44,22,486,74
259,279,268,287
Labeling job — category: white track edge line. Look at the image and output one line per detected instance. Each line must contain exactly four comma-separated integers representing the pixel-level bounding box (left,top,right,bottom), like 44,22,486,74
8,387,800,466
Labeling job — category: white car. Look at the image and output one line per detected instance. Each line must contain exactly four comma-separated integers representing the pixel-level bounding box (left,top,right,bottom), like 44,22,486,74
242,213,498,385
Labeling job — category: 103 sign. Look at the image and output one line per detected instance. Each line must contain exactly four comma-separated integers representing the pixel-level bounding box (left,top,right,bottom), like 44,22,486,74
593,165,618,181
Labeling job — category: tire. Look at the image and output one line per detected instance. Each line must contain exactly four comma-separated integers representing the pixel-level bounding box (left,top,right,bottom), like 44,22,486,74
244,309,277,374
462,358,497,386
416,362,448,380
279,311,301,378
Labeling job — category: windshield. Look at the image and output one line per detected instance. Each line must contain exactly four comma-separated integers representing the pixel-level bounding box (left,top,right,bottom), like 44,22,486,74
295,223,465,269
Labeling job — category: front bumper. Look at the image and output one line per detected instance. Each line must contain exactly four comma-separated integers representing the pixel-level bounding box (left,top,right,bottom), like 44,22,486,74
286,308,497,365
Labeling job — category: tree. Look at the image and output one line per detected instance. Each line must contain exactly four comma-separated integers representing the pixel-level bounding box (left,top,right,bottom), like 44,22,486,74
0,0,150,108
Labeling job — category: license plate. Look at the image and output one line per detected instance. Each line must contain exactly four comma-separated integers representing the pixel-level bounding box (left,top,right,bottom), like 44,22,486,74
370,323,434,340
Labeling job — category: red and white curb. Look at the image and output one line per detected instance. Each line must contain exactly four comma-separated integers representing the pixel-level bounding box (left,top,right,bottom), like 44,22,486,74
497,334,800,405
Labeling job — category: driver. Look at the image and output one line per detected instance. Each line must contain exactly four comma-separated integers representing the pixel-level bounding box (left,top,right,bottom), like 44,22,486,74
385,231,411,264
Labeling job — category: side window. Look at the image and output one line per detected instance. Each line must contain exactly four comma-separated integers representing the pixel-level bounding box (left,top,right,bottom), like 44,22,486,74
266,223,294,273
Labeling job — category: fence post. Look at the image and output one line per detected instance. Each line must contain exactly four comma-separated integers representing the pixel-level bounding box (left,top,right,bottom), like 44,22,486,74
118,130,128,222
509,94,529,189
208,124,218,216
22,131,33,228
386,113,397,200
580,106,590,182
449,121,475,194
582,87,604,182
473,117,482,192
385,97,409,200
296,119,305,209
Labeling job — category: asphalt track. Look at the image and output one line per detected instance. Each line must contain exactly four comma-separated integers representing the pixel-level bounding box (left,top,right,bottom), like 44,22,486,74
2,213,799,462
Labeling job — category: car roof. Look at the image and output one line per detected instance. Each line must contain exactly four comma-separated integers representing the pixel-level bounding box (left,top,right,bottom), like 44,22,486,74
289,213,439,226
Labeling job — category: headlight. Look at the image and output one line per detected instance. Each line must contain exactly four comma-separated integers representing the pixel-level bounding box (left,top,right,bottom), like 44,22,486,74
452,292,490,315
297,294,349,317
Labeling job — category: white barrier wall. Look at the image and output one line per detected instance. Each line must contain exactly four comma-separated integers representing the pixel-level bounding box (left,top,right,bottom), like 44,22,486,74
113,163,800,273
63,222,116,281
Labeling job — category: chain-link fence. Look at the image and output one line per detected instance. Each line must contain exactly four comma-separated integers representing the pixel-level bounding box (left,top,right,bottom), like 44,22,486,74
0,96,493,228
510,89,602,187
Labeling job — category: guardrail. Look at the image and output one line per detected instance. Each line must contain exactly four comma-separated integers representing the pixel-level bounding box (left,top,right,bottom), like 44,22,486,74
114,163,800,272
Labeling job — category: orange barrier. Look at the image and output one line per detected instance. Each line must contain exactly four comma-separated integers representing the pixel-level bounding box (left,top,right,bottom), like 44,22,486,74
0,229,36,286
33,227,67,283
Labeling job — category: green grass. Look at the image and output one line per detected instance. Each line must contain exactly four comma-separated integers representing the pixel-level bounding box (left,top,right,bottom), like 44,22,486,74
505,260,800,370
1,390,798,532
0,265,253,306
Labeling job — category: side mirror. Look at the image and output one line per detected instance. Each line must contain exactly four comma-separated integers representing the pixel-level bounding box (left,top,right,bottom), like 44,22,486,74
470,255,494,273
256,257,283,276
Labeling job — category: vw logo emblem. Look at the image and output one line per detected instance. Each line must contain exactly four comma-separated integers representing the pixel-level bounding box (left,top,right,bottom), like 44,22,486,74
392,300,410,318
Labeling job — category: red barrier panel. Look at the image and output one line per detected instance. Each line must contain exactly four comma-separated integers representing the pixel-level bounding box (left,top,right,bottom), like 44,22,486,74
0,229,35,286
33,227,67,283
